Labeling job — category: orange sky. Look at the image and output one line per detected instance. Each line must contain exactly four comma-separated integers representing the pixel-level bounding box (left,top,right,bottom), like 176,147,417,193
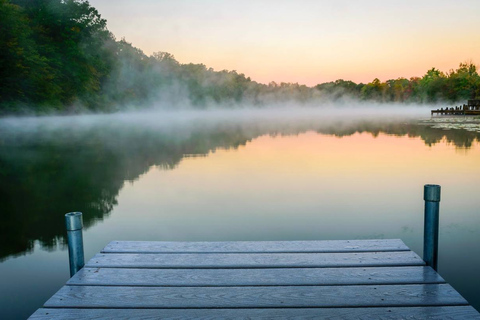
89,0,480,86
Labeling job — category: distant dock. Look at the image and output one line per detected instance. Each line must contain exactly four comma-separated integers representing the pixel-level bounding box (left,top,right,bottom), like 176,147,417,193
432,99,480,116
30,239,480,319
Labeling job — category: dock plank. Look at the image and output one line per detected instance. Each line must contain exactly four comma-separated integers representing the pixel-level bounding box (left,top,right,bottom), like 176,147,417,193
44,284,467,308
29,239,480,319
86,251,424,268
102,239,410,253
30,306,480,320
69,266,444,286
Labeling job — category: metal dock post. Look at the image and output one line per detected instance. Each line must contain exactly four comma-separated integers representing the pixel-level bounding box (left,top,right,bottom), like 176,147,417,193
423,184,441,271
65,212,85,277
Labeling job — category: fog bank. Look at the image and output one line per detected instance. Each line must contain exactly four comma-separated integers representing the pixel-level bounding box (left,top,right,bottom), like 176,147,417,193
0,104,440,135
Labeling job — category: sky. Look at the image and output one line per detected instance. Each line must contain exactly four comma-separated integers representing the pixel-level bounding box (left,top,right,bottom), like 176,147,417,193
89,0,480,86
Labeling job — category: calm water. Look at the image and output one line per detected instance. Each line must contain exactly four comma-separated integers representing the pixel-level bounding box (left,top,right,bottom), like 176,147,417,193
0,108,479,319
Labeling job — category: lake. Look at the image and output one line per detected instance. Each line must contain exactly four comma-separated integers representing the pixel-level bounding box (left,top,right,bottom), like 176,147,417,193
0,107,479,319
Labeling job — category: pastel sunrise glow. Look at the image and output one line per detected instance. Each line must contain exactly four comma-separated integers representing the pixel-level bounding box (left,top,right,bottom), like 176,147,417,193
89,0,480,85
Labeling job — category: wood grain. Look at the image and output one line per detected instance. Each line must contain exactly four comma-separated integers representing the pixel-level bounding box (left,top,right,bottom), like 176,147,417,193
44,284,467,308
102,239,409,253
86,251,425,268
69,266,444,286
29,306,480,320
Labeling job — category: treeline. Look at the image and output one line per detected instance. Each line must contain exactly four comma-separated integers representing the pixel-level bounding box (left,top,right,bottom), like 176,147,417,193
316,65,480,104
1,0,479,114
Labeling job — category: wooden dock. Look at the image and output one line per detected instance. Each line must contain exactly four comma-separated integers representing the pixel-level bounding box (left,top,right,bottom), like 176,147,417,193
431,99,480,116
30,239,480,319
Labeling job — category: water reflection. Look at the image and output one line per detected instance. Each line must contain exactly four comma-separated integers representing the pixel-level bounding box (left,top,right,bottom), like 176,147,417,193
0,110,479,261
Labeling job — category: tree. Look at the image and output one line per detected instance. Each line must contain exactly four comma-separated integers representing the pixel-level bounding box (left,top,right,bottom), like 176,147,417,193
0,0,56,112
445,62,480,101
1,0,116,111
361,78,387,101
418,68,447,102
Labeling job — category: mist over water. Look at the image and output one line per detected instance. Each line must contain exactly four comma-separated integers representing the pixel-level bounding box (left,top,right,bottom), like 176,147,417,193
1,103,477,260
1,103,478,263
0,103,440,136
1,104,480,318
0,104,446,162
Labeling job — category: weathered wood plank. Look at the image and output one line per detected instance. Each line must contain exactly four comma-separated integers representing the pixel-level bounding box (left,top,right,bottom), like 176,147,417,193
30,306,480,320
69,266,444,286
44,284,467,308
102,239,410,253
86,251,424,268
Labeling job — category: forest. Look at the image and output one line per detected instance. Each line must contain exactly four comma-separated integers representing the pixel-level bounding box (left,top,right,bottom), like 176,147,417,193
1,0,480,114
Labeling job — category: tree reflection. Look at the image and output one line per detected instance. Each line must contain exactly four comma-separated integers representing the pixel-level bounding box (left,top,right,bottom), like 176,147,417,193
0,117,478,260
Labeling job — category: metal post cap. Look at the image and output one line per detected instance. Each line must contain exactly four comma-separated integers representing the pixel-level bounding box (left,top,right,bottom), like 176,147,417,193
424,185,441,202
65,212,83,231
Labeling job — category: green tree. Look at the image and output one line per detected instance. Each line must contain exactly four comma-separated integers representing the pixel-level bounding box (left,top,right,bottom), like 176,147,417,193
0,0,57,112
418,68,447,102
361,78,386,101
445,62,480,101
2,0,116,111
385,78,409,102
